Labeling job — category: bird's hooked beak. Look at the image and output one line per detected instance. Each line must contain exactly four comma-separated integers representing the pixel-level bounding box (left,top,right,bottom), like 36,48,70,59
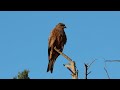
64,26,67,28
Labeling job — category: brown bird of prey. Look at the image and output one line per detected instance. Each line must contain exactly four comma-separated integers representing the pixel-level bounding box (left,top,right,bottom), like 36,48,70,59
47,23,67,73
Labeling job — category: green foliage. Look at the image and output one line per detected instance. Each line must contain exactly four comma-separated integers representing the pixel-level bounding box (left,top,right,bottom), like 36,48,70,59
13,69,30,79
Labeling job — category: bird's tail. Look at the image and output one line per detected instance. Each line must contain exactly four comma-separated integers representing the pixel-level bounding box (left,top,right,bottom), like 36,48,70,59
47,60,54,73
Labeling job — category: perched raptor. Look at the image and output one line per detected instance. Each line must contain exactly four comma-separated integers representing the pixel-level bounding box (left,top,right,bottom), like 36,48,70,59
47,23,67,73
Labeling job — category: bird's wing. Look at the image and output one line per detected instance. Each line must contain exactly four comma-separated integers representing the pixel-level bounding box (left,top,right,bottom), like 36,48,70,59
63,31,67,45
60,31,67,50
48,30,56,58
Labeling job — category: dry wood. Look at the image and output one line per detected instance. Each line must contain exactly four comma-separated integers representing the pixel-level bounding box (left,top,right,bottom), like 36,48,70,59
54,47,78,79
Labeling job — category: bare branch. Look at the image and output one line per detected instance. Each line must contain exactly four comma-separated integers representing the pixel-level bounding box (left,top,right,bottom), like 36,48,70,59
54,47,78,79
105,60,120,62
84,63,88,79
88,59,96,69
104,67,110,79
54,47,72,62
64,64,75,74
87,71,91,75
84,59,96,79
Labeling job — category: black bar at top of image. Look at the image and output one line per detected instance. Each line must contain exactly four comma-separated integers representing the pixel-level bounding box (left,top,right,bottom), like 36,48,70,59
0,0,120,11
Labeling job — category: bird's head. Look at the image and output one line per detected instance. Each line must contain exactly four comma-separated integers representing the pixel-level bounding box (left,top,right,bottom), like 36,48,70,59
56,23,66,30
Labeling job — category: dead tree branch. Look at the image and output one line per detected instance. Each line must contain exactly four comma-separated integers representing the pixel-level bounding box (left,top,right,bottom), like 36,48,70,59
54,47,78,79
84,59,96,79
54,47,72,62
105,60,120,62
88,59,96,69
104,67,110,79
84,63,88,79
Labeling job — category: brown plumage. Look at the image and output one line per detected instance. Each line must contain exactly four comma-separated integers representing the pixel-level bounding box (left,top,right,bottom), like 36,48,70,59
47,23,67,73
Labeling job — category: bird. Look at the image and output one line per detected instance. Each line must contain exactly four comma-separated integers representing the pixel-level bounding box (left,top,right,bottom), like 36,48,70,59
47,23,67,73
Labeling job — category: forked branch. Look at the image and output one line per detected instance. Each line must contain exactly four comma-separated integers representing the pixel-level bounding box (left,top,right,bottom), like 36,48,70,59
54,47,78,79
84,59,96,79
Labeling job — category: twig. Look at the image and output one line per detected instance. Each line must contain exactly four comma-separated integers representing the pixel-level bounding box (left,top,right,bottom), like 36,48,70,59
88,59,96,69
87,71,91,75
63,64,75,74
105,60,120,62
104,67,110,79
